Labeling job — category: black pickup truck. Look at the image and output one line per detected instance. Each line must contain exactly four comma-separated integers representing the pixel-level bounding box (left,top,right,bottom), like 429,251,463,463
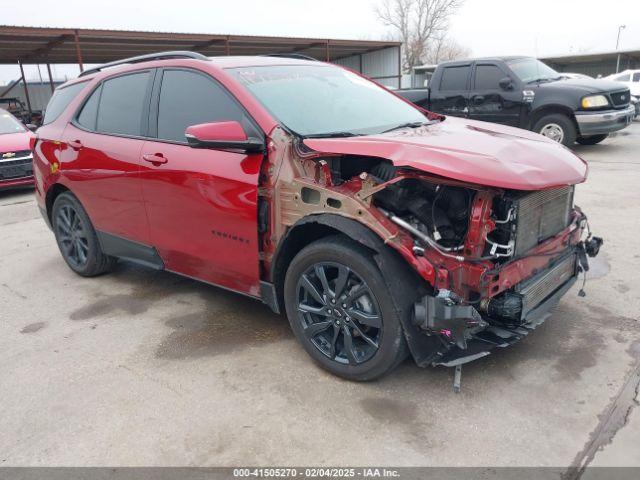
397,56,635,146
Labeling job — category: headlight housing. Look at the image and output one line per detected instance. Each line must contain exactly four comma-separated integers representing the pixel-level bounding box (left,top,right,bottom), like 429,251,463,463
581,94,610,109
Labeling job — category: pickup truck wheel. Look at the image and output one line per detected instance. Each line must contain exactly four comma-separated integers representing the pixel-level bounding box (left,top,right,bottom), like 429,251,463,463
284,236,408,381
576,134,608,145
533,114,576,146
52,192,116,277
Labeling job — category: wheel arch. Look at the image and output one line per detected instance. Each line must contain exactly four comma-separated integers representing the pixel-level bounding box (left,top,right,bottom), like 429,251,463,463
268,213,440,366
45,183,71,225
529,104,579,133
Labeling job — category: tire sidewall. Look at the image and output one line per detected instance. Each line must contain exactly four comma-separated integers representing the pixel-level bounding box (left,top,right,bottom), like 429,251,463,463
533,113,577,146
284,237,405,381
52,193,104,276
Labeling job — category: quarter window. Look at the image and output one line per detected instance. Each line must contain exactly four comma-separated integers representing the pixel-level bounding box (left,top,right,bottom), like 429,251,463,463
95,72,150,136
440,66,470,91
475,65,505,90
43,81,87,125
76,85,101,130
156,69,256,143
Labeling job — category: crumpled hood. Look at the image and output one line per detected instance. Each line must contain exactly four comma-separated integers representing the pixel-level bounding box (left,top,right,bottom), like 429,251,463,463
0,131,33,153
303,117,587,191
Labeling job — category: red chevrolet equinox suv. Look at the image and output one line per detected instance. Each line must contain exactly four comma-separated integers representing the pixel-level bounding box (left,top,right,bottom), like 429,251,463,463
34,52,601,381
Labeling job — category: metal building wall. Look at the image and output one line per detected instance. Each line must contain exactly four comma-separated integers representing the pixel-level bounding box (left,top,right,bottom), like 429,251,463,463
334,46,401,88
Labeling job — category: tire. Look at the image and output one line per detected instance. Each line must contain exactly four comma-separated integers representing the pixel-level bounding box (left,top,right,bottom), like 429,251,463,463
532,113,577,146
284,235,408,381
52,192,116,277
576,134,608,145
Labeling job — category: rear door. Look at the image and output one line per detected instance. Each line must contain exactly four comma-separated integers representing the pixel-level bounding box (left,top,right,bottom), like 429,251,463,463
429,63,471,117
140,68,264,296
61,70,153,243
468,62,523,126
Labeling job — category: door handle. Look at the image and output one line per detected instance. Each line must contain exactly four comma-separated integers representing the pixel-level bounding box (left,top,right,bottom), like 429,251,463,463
68,139,83,150
472,96,485,105
142,153,168,166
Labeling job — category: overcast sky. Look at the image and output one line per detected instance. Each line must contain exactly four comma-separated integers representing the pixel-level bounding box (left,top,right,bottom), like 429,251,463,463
1,0,639,83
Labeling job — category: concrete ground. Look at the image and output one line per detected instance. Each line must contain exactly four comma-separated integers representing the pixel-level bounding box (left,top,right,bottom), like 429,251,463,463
1,123,639,471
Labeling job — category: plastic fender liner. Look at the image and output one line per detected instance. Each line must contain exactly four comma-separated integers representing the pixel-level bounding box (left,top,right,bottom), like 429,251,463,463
269,213,442,366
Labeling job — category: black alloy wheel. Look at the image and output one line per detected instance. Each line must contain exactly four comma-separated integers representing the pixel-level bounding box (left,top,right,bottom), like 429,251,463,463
295,262,382,365
52,192,116,276
55,203,90,269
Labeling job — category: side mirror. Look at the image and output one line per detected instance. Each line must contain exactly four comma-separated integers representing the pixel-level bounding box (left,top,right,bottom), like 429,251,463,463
26,123,38,132
185,121,264,153
499,77,514,90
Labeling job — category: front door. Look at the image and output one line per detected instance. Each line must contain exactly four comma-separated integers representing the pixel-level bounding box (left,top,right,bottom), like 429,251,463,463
468,63,523,127
140,68,264,296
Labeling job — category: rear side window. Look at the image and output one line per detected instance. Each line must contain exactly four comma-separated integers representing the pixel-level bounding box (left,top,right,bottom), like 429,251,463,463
76,85,101,130
43,82,86,125
440,66,470,91
156,69,256,143
96,72,150,136
474,65,504,89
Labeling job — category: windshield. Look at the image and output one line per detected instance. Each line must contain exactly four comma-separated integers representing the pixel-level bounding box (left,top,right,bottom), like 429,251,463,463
507,58,560,83
0,110,26,135
228,65,427,137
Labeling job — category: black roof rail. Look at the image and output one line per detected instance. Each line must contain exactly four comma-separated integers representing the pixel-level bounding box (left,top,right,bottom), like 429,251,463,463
78,51,209,77
263,53,319,61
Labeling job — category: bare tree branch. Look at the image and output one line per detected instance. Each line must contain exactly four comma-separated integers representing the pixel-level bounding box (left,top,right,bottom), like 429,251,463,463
376,0,467,72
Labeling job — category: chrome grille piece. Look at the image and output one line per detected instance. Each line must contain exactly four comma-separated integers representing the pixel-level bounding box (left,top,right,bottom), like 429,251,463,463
513,186,574,256
610,90,631,108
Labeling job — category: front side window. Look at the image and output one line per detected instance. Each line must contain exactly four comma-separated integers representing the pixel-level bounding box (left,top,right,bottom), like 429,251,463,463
228,65,426,137
156,69,256,142
474,65,505,90
96,72,150,136
633,72,640,82
440,65,471,91
0,110,26,135
615,74,630,82
43,81,87,125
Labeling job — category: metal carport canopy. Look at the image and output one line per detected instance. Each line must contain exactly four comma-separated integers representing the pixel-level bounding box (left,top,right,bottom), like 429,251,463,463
0,25,401,66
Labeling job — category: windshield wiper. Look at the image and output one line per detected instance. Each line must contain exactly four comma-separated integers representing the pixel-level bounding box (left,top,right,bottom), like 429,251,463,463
526,77,556,84
381,121,429,134
304,131,364,139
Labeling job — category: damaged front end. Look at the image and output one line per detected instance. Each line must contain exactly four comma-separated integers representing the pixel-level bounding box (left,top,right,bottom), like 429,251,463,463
260,126,601,375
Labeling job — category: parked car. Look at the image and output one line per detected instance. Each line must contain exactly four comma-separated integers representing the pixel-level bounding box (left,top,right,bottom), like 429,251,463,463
397,56,635,146
33,52,601,381
605,69,640,117
0,109,35,190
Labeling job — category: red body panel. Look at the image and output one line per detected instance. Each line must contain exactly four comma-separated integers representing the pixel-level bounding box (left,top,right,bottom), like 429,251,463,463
304,117,588,191
139,140,262,296
0,131,34,152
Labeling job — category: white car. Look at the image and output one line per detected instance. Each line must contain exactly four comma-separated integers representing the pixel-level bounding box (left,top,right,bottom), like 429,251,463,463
606,70,640,117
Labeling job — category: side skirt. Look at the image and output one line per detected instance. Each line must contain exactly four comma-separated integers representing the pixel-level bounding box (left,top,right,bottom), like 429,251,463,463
96,231,165,270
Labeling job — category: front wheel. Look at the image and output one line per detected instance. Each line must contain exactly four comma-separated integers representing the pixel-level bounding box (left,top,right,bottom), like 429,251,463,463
576,134,608,145
533,113,577,146
284,236,408,381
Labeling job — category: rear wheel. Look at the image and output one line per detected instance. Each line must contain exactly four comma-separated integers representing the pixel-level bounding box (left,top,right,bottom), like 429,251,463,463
576,134,608,145
284,236,408,381
533,113,577,146
52,192,116,276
